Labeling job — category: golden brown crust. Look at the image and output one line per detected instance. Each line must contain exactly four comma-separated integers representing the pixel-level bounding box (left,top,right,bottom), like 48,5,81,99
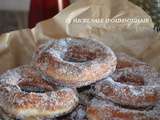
0,66,79,119
87,98,160,120
34,38,117,87
94,53,160,108
95,77,158,108
88,53,160,120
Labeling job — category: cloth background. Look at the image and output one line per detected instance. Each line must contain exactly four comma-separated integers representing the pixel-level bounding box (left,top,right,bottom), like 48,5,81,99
0,0,160,74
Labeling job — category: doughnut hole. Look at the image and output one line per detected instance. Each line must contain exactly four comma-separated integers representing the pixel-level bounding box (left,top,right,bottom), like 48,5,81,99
63,45,101,63
116,74,144,86
18,79,55,93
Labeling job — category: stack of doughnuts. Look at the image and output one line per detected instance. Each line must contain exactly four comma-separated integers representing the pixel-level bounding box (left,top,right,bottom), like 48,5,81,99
88,53,160,120
0,38,159,120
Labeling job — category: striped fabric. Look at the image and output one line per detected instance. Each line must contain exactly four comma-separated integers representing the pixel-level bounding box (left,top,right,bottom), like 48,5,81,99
129,0,160,31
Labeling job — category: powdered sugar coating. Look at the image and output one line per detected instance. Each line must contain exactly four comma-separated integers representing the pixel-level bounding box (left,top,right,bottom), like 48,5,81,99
115,53,160,86
112,64,160,87
0,65,56,92
0,66,79,119
87,98,160,120
95,77,159,108
0,68,22,86
34,38,117,87
94,53,160,108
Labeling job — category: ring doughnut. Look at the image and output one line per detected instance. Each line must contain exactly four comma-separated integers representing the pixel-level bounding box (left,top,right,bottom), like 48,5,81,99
116,52,160,98
0,66,79,119
87,98,160,120
34,38,117,87
95,65,160,108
